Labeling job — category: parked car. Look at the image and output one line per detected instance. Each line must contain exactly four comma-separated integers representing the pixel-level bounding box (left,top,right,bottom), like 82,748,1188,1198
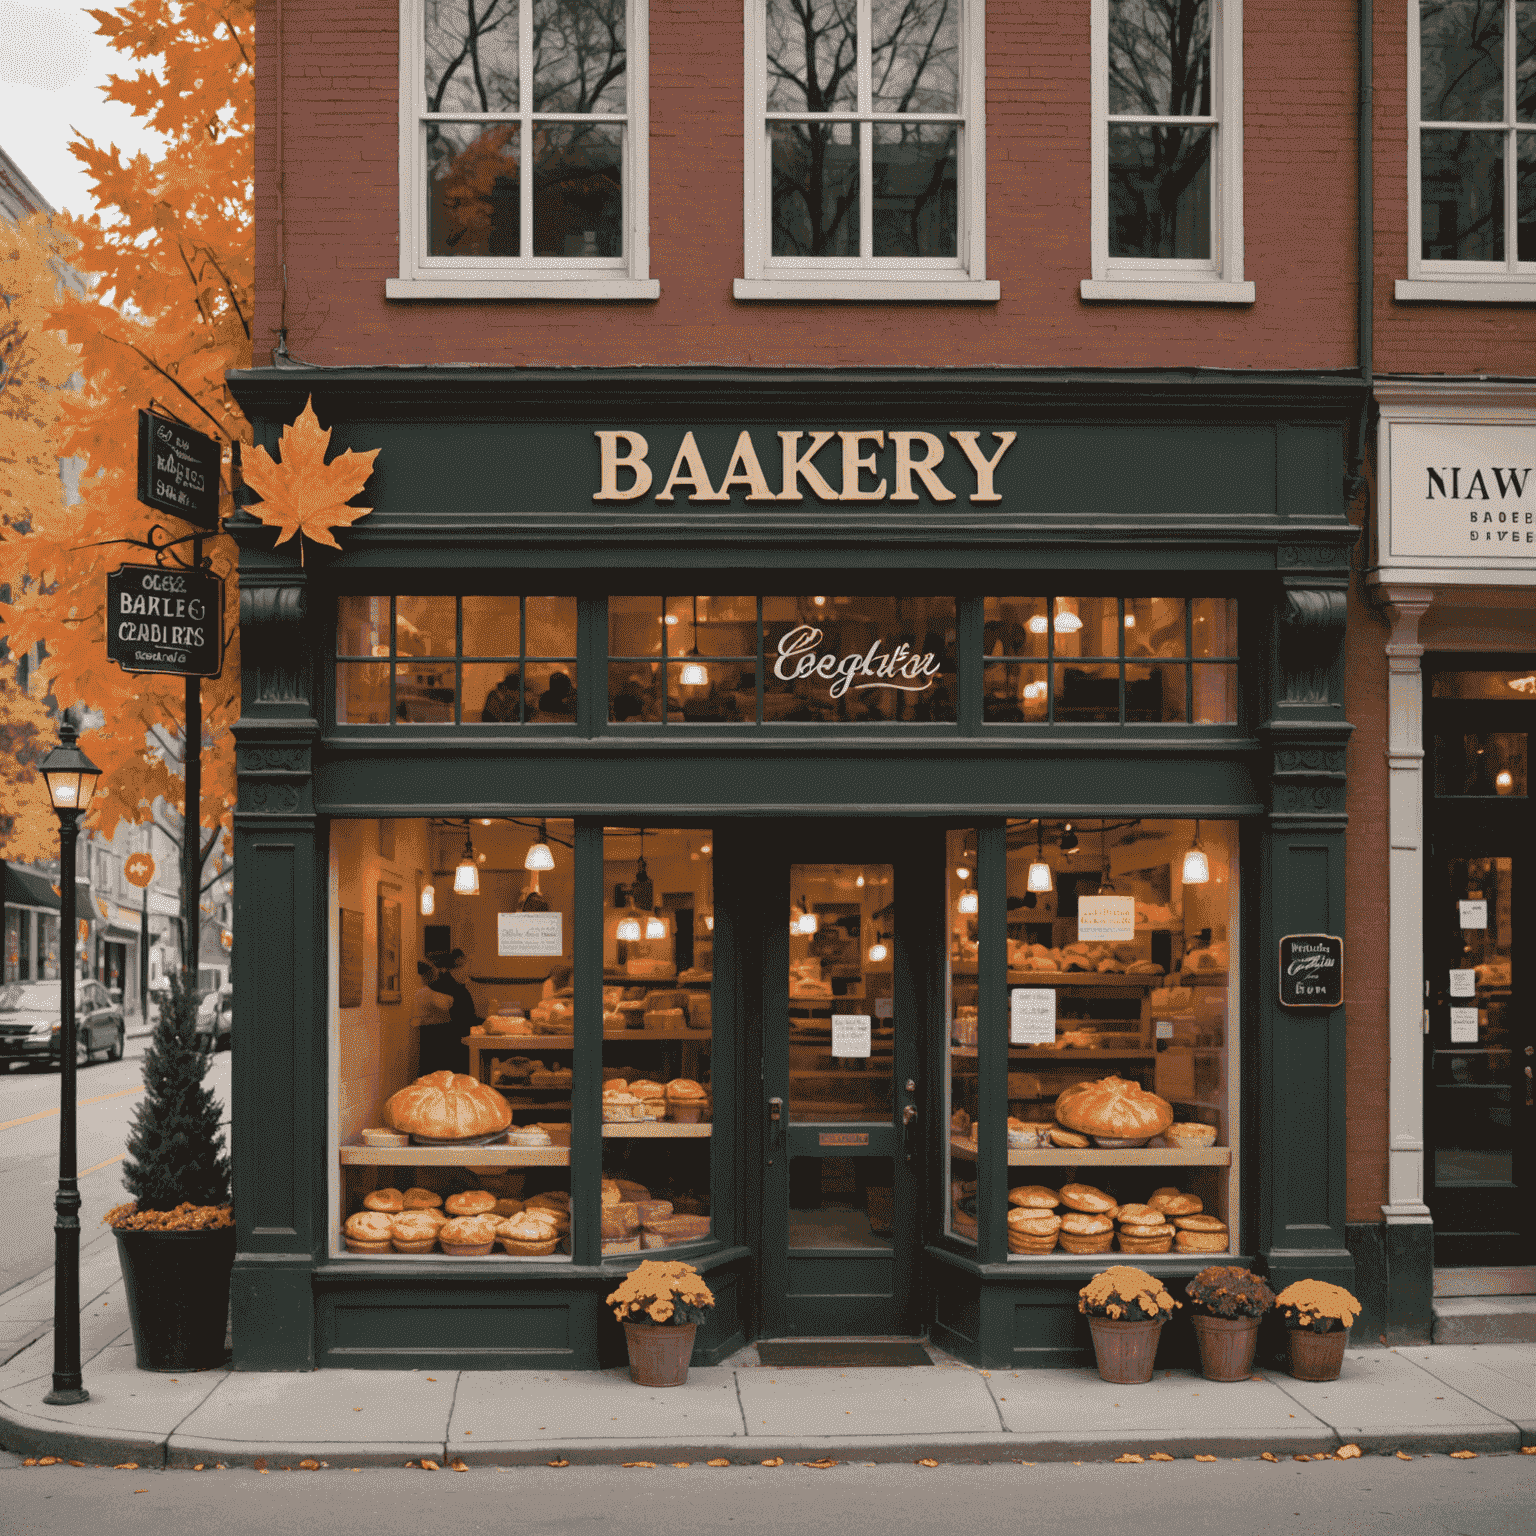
196,984,233,1050
0,980,125,1069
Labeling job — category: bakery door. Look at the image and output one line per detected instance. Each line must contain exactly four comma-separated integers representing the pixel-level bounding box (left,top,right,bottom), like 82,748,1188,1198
760,835,923,1337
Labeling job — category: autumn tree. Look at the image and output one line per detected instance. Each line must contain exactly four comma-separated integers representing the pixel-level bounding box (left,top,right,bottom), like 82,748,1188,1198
0,1,253,925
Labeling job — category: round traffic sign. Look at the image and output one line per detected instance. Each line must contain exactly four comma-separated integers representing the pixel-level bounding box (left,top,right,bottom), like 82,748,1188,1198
124,852,156,888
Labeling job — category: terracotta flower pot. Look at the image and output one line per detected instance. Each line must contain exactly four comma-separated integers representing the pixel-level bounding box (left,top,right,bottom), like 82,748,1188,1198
1085,1315,1164,1384
1286,1324,1349,1382
1190,1313,1261,1382
623,1320,698,1387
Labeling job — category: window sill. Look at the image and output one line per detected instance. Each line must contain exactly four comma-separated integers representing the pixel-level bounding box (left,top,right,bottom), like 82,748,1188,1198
1079,278,1255,304
385,277,660,301
733,277,1000,302
1394,278,1536,304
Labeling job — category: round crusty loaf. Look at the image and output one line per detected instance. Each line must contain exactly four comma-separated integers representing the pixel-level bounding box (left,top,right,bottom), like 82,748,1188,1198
1059,1183,1116,1214
1117,1229,1173,1254
1049,1126,1091,1149
402,1187,444,1210
1008,1185,1061,1209
1113,1203,1167,1229
389,1211,440,1253
1149,1191,1202,1216
1174,1228,1229,1253
667,1078,708,1101
445,1190,497,1217
1173,1213,1227,1232
439,1214,498,1246
343,1211,394,1251
1008,1209,1062,1234
1058,1231,1114,1254
1059,1211,1114,1236
363,1187,404,1213
385,1071,511,1139
1054,1076,1174,1140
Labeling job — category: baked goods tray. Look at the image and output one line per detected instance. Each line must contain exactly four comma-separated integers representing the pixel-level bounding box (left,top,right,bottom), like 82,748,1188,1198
338,1143,570,1167
600,1122,713,1138
408,1129,510,1147
949,1137,1229,1167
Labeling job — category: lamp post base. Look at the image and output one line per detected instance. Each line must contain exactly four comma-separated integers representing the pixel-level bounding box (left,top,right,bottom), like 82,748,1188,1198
43,1385,89,1406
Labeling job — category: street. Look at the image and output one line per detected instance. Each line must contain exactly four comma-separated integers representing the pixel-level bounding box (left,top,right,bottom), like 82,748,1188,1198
0,1452,1530,1536
0,1040,233,1300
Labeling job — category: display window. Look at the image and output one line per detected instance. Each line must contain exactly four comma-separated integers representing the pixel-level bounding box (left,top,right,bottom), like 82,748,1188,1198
600,827,715,1255
945,829,979,1243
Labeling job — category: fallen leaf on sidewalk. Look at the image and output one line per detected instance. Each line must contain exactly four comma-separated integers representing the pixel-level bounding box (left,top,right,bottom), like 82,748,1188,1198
672,1462,691,1468
548,1460,570,1468
1336,1445,1363,1460
1293,1454,1311,1462
114,1463,139,1471
1450,1451,1477,1459
1150,1453,1174,1461
1261,1452,1279,1462
1396,1452,1413,1461
622,1461,656,1468
706,1459,730,1467
801,1459,838,1469
1520,1447,1536,1455
450,1460,469,1472
68,1461,84,1468
1194,1455,1217,1463
37,1457,60,1466
134,1489,148,1494
298,1460,321,1470
253,1459,268,1473
418,1459,441,1471
1115,1454,1144,1464
193,1465,204,1472
761,1458,784,1467
22,1460,37,1467
916,1458,939,1467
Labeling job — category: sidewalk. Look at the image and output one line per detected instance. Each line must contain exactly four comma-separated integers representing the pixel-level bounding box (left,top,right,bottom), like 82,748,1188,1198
1,1267,1532,1469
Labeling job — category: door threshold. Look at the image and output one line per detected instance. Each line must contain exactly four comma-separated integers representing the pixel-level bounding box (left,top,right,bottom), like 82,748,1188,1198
755,1338,932,1368
1433,1265,1536,1298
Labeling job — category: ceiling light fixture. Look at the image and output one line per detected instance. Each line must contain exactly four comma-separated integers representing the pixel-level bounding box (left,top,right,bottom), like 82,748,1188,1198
524,820,555,872
868,933,889,963
1059,823,1079,856
1096,820,1116,894
453,830,480,895
1027,821,1053,894
420,883,435,916
646,909,667,940
1181,819,1211,885
957,888,979,915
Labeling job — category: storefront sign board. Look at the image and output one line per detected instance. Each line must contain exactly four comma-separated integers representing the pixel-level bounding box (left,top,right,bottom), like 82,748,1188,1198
1278,933,1344,1008
1009,987,1057,1045
498,911,564,957
1448,969,1477,998
831,1014,872,1058
1459,900,1488,929
137,410,222,530
1077,894,1135,942
105,563,225,678
1450,1007,1479,1044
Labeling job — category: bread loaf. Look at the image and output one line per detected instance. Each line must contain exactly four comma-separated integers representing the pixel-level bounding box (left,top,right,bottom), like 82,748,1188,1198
384,1071,512,1139
1053,1075,1173,1140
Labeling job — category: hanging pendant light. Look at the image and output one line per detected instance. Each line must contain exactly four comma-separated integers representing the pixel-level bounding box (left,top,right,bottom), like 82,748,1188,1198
420,883,435,916
616,909,642,943
1059,822,1079,856
679,595,709,687
957,888,979,915
646,909,667,940
798,896,818,936
1027,820,1053,894
1096,820,1116,895
453,830,480,895
1053,596,1083,634
524,820,555,872
867,932,889,963
1182,819,1211,885
631,830,654,911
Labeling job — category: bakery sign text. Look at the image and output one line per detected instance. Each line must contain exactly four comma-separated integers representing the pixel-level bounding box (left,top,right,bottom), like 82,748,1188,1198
775,624,942,697
1426,464,1534,545
593,429,1016,504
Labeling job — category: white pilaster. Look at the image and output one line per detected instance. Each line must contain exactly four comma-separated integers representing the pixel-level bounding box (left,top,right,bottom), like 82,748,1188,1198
1380,585,1435,1224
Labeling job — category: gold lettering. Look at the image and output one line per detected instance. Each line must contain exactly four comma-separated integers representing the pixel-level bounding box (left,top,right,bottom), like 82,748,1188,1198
716,431,776,500
593,430,652,501
888,431,955,502
655,431,728,502
778,430,840,501
949,430,1017,502
839,431,886,501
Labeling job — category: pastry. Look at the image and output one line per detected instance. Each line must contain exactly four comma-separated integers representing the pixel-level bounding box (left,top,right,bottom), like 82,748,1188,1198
1174,1228,1229,1253
601,1178,623,1206
601,1203,640,1239
1164,1122,1217,1147
492,1197,524,1218
643,1008,686,1030
1007,1209,1062,1234
385,1071,512,1140
1117,1229,1174,1254
1008,1185,1060,1209
667,1078,708,1124
641,1214,710,1247
1173,1213,1227,1232
1113,1203,1167,1229
603,1090,643,1123
633,1199,674,1224
1049,1126,1091,1149
614,1180,650,1202
1149,1191,1203,1216
1059,1211,1114,1236
402,1187,444,1211
499,1210,560,1256
528,1189,570,1209
389,1211,440,1254
439,1214,498,1255
507,1125,554,1147
343,1211,394,1254
419,1206,449,1228
363,1187,404,1213
1053,1076,1174,1141
1058,1230,1114,1255
602,1236,643,1255
445,1190,497,1217
1059,1183,1116,1214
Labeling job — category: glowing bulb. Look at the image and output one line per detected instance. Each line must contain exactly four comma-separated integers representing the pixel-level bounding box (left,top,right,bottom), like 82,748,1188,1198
1022,680,1047,701
453,858,480,896
855,873,865,888
420,884,435,916
1027,614,1049,635
664,614,679,625
1182,845,1210,885
700,843,712,855
1495,770,1514,793
680,660,709,687
616,914,642,942
957,889,978,915
813,596,826,606
955,866,970,881
1027,860,1053,894
524,840,555,872
704,913,714,931
645,912,666,940
868,940,888,963
479,818,493,826
1124,613,1136,628
1054,611,1082,633
799,910,819,935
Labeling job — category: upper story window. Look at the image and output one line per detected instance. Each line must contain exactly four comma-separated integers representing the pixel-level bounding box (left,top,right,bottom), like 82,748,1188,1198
1082,0,1252,304
735,0,998,302
388,0,658,301
1399,1,1536,302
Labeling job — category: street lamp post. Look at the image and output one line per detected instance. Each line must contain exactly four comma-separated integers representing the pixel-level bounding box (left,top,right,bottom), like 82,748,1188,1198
37,720,102,1407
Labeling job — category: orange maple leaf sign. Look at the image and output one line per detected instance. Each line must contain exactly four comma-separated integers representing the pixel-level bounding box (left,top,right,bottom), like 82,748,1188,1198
242,396,380,549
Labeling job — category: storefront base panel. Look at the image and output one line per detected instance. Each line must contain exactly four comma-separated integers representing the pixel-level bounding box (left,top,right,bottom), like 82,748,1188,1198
1346,1221,1434,1346
232,1257,317,1372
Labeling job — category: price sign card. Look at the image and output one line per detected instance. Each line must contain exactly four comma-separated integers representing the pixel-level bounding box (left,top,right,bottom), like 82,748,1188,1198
1077,894,1135,942
1449,1006,1479,1044
831,1014,872,1058
1459,900,1488,930
497,911,564,957
1010,988,1057,1045
874,996,894,1020
1448,969,1477,998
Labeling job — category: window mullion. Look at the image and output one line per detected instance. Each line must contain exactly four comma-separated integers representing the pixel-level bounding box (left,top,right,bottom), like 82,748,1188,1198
521,0,534,260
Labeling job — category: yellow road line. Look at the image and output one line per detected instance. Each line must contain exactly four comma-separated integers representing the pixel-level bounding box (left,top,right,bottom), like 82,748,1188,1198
81,1152,127,1177
0,1083,145,1133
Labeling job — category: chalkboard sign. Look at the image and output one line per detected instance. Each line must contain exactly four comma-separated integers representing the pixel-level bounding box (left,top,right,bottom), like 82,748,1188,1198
137,410,222,530
1278,934,1344,1009
105,563,225,678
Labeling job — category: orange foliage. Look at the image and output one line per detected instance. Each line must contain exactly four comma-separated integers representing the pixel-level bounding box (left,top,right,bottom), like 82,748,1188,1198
243,398,380,550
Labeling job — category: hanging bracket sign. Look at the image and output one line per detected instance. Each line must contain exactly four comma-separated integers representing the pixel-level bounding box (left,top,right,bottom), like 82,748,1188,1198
106,564,225,678
1278,933,1344,1008
137,410,222,530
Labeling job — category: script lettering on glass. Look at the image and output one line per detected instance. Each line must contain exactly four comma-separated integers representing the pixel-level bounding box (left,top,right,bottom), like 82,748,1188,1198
1277,933,1344,1009
105,564,225,678
771,624,942,700
136,410,222,531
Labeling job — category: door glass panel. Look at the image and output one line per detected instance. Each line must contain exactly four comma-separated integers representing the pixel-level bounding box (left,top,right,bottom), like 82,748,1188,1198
788,862,893,1123
1434,734,1528,797
946,828,978,1243
789,1156,895,1249
1431,669,1536,699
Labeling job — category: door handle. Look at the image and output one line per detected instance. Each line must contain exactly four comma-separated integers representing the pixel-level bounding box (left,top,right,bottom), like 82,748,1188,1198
902,1101,918,1163
767,1097,783,1165
1525,1066,1532,1108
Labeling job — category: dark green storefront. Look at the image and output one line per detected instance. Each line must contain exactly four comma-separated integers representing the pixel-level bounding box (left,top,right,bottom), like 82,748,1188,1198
225,367,1360,1371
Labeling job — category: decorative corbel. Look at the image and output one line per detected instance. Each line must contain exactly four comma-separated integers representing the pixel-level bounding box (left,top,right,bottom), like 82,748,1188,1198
1278,585,1349,706
238,576,311,709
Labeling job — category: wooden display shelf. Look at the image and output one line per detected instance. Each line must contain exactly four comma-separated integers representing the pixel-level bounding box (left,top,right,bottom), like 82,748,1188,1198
604,971,712,987
949,1046,1154,1060
601,1122,713,1138
466,1029,713,1051
338,1142,570,1167
951,964,1167,989
949,1137,1230,1167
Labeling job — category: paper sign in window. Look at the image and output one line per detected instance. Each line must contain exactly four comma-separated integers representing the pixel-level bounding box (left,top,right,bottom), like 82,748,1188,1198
1459,900,1488,930
1077,894,1135,942
497,911,564,957
1010,988,1057,1045
1449,1006,1479,1044
1448,969,1476,998
831,1014,872,1058
874,996,894,1020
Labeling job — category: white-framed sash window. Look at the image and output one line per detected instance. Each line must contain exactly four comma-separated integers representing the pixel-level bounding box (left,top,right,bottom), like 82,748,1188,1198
736,0,998,301
388,0,657,300
1398,0,1536,302
1082,0,1252,303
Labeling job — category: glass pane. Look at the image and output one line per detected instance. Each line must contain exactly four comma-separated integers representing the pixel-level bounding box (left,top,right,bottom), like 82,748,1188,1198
1521,2,1536,120
1192,663,1238,723
666,662,753,722
1421,130,1504,260
983,662,1048,721
426,0,518,112
763,595,956,723
1432,668,1536,698
946,828,978,1242
1125,597,1186,657
525,596,578,656
872,124,957,257
1053,596,1121,659
609,661,663,721
772,122,860,256
1109,123,1212,258
395,660,455,722
1420,0,1504,123
602,827,714,1250
1191,596,1237,657
1435,732,1529,795
396,595,455,657
532,0,626,112
984,596,1049,657
790,1157,894,1248
533,123,622,257
525,662,577,719
429,122,521,256
462,595,520,657
1109,0,1211,116
337,662,390,724
1126,662,1187,722
1054,663,1120,722
1519,133,1536,259
609,594,666,658
871,0,959,112
465,661,524,723
788,862,894,1122
664,595,758,656
766,0,858,111
338,595,389,657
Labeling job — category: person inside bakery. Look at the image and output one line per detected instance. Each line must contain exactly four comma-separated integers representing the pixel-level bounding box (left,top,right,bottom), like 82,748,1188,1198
419,948,478,1074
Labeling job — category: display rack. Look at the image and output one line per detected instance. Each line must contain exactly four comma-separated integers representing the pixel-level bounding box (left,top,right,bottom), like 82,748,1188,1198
601,1122,712,1138
338,1142,570,1167
950,1136,1230,1168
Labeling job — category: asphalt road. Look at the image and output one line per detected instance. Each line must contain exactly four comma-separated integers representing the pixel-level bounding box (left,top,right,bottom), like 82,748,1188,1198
0,1453,1530,1536
0,1039,233,1299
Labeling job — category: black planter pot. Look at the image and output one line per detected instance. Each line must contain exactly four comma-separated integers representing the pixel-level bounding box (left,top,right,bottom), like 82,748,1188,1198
113,1224,236,1371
